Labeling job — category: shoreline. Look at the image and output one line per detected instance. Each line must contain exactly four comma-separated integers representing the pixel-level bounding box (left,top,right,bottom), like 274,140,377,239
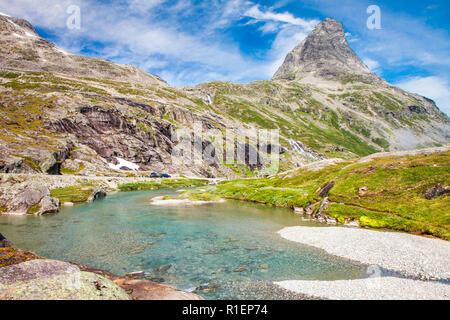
0,238,204,300
278,226,450,279
275,226,450,299
275,277,450,300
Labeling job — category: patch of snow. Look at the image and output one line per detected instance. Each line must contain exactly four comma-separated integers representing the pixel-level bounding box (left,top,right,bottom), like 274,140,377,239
206,94,212,104
13,33,23,39
0,11,11,17
25,31,35,38
108,157,140,171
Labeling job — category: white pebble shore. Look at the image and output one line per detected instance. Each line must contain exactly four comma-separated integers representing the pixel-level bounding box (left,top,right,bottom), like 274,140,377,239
278,226,450,279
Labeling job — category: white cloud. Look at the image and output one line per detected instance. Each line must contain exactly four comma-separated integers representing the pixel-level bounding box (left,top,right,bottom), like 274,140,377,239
244,5,319,31
395,76,450,115
363,58,381,72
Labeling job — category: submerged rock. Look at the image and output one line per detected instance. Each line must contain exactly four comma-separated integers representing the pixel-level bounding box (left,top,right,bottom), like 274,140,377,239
87,186,107,202
113,279,204,300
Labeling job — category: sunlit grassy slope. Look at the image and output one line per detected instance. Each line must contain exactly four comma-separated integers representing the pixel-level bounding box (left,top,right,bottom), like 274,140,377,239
186,150,450,240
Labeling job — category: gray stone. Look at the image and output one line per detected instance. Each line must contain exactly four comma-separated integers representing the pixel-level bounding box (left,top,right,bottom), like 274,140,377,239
0,259,130,300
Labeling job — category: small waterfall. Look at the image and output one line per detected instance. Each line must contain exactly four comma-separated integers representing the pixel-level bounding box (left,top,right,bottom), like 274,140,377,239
288,139,318,160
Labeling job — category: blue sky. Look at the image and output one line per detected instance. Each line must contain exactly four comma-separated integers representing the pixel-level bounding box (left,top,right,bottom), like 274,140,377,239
1,0,449,114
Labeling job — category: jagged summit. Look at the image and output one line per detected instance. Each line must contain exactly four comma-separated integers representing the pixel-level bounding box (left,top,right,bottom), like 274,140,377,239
273,18,381,83
0,14,166,86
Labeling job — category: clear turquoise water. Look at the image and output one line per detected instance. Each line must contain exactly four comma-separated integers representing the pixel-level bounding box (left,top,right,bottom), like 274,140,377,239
0,190,367,299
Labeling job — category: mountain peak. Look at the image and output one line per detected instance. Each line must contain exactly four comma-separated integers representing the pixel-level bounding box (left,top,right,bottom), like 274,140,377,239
273,18,380,83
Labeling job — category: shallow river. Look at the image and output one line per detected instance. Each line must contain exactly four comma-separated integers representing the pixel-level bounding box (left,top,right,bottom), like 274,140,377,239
0,190,368,299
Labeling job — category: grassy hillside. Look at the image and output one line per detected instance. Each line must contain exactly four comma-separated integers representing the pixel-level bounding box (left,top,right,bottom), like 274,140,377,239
185,150,450,240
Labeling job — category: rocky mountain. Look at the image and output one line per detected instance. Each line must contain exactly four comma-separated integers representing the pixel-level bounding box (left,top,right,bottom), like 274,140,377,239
0,14,165,86
273,18,382,84
0,14,448,178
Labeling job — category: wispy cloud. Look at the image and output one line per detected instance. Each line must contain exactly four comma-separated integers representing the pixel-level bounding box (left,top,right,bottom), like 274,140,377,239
244,5,319,31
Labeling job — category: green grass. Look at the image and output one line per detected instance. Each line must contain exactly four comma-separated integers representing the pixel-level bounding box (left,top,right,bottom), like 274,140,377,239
372,137,390,150
118,179,209,191
50,186,93,203
27,203,40,215
184,151,450,240
60,163,85,175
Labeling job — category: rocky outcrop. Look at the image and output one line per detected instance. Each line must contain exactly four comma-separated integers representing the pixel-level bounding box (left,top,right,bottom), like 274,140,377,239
273,18,382,84
0,259,131,300
424,184,450,200
113,279,204,300
87,186,107,202
0,238,204,300
0,182,60,215
318,181,335,198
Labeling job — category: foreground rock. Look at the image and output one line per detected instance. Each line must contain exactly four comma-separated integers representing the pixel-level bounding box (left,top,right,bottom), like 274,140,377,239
276,277,450,300
0,182,60,215
0,236,203,300
278,226,450,279
0,259,131,300
76,264,204,300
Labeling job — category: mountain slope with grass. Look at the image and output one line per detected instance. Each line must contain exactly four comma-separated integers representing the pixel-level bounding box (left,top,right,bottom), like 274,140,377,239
183,146,450,240
0,14,448,178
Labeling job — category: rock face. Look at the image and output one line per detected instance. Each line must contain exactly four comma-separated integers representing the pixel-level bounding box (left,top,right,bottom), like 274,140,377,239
273,18,381,83
0,259,131,300
0,182,60,215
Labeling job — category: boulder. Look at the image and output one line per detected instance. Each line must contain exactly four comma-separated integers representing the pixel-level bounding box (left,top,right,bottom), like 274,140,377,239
0,260,130,300
358,186,369,196
318,181,335,198
0,233,14,248
424,184,450,200
8,184,49,214
113,279,204,300
36,196,60,215
87,186,107,202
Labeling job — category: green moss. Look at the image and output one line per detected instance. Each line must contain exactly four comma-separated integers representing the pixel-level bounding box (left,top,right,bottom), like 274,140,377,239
372,137,390,150
118,179,209,191
0,71,20,79
0,205,7,213
50,186,93,203
60,163,85,175
27,203,41,215
137,123,149,132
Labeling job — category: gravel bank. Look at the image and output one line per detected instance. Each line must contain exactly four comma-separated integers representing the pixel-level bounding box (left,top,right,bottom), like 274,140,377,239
276,277,450,300
278,226,450,279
